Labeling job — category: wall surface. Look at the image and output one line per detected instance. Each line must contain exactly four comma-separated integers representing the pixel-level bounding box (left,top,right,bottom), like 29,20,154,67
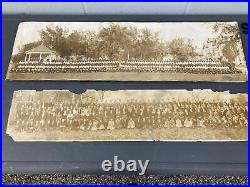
2,2,248,15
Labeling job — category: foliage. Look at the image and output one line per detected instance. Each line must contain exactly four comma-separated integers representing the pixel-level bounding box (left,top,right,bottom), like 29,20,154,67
166,38,198,61
14,23,205,61
205,23,240,63
40,26,70,57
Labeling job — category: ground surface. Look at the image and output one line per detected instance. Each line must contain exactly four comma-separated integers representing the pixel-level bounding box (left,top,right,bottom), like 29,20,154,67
9,127,248,141
6,72,248,82
2,174,248,184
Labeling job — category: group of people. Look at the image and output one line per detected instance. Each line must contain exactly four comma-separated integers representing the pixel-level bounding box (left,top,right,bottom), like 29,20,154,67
12,99,248,133
10,60,241,74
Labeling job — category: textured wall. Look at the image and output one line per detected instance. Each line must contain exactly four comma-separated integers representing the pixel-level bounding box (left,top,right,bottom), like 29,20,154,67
2,2,248,15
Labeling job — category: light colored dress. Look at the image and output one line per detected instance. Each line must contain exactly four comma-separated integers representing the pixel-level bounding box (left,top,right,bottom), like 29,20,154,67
176,119,182,128
128,118,135,129
184,119,192,127
107,119,115,130
91,120,99,130
198,119,205,127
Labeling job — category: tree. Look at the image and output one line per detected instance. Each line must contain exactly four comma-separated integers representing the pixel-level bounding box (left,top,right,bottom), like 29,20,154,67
97,23,166,61
134,28,166,60
13,24,178,62
83,31,100,59
167,38,198,61
121,26,138,60
67,31,88,57
204,23,241,63
40,26,71,57
97,23,137,60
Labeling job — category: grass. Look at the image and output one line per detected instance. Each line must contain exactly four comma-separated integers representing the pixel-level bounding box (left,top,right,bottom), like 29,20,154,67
6,72,248,82
9,127,247,141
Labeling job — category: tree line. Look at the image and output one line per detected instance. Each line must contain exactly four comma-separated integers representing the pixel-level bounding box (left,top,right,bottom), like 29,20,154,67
12,23,241,64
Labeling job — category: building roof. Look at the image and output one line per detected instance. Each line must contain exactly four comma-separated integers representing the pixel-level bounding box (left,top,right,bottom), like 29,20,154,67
26,44,54,54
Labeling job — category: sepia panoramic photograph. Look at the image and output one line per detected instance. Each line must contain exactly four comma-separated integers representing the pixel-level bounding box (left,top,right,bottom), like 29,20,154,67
6,22,247,81
7,89,248,141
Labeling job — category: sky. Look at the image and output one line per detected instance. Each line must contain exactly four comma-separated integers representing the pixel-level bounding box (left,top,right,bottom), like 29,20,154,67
12,21,236,55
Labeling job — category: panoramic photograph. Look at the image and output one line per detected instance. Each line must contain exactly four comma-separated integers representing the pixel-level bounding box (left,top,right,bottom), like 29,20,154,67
7,90,248,141
6,22,247,81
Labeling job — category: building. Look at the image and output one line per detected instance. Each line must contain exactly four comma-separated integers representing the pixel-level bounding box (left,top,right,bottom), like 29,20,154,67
24,44,56,62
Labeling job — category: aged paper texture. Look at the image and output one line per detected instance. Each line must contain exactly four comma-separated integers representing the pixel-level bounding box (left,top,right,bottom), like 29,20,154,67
6,22,247,81
7,90,248,141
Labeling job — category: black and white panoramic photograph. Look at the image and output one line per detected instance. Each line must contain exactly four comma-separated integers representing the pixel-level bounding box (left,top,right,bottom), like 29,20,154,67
7,89,248,141
6,22,248,81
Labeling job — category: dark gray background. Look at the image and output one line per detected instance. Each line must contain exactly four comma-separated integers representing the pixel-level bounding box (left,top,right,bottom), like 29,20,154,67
2,15,248,175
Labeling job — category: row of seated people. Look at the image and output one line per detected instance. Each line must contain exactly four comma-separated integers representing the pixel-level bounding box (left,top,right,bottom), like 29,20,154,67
45,60,222,66
13,101,248,132
20,61,224,67
31,59,222,63
15,60,227,67
11,64,239,74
